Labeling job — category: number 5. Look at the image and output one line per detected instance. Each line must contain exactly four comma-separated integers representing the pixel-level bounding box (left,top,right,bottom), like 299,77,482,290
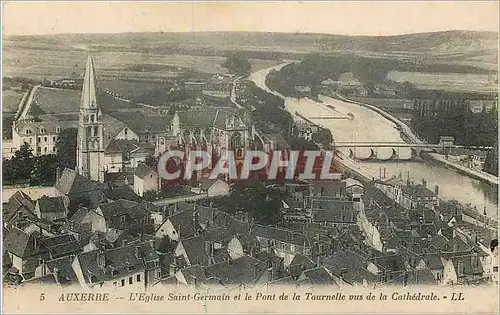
40,293,45,301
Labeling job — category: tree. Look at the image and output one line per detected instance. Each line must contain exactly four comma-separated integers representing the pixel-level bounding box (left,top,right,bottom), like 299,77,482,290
32,154,59,186
483,141,498,176
228,180,283,225
143,190,158,201
10,143,36,181
223,54,251,76
312,128,333,148
56,128,78,170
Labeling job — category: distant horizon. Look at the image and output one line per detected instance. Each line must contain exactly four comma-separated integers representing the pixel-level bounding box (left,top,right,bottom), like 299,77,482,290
2,2,498,37
4,29,500,39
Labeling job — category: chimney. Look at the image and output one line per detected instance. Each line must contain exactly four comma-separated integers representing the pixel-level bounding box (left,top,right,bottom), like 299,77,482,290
253,262,259,280
135,245,141,258
56,167,61,186
97,252,105,268
193,211,199,236
316,256,320,268
38,257,45,275
434,185,439,196
471,232,478,244
53,266,60,284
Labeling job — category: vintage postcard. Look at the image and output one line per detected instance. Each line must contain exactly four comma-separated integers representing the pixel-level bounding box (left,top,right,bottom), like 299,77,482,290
1,1,499,314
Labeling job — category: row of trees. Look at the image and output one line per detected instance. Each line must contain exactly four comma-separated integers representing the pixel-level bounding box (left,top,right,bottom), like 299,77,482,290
199,180,283,225
222,54,252,76
265,54,394,97
411,99,498,147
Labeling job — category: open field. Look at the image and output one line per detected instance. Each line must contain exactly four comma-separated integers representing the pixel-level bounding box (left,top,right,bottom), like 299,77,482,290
388,71,498,93
2,45,281,81
4,30,498,80
1,90,24,113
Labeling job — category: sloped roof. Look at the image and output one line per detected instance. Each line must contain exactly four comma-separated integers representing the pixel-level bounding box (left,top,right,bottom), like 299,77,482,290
179,236,210,267
422,253,444,270
204,255,267,287
108,111,174,134
99,199,148,222
55,168,96,195
37,196,67,214
45,257,79,287
134,163,155,179
4,227,44,258
3,190,37,223
178,264,207,285
289,253,315,270
76,244,146,285
299,267,338,286
203,226,234,245
253,225,311,247
103,185,142,202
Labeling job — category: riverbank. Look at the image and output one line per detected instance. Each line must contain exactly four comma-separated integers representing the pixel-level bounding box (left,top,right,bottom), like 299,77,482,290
427,153,498,186
332,92,423,144
248,64,497,218
333,92,498,187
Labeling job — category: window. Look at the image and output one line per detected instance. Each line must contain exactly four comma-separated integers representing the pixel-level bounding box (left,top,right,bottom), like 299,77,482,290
155,269,161,279
40,127,45,133
93,126,98,137
457,260,464,276
129,277,133,285
44,136,47,142
44,147,47,153
29,138,32,144
52,136,56,142
121,279,125,287
471,256,478,269
38,137,41,142
124,128,128,136
493,266,498,273
136,274,141,282
56,126,61,133
90,114,95,122
25,129,32,135
37,147,41,153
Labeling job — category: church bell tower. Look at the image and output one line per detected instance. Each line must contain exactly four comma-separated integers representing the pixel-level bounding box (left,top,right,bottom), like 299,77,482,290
76,55,105,182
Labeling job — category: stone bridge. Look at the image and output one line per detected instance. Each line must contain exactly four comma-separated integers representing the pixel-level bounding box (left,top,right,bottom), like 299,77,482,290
333,142,493,161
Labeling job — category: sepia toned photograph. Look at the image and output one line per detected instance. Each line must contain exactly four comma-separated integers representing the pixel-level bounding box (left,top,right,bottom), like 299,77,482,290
1,1,499,314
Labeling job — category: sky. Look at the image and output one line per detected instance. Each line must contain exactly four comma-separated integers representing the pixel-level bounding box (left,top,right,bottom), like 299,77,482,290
2,1,499,37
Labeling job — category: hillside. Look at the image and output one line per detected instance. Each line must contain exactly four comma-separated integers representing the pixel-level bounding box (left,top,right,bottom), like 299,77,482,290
5,30,498,61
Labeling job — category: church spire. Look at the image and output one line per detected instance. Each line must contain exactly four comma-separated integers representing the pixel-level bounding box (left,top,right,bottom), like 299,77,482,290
76,54,104,183
81,54,98,109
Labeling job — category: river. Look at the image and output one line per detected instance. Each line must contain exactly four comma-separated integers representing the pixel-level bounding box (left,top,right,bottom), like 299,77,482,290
249,64,498,218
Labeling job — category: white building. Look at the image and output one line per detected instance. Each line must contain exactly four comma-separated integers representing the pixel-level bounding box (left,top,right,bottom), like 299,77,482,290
134,164,159,197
